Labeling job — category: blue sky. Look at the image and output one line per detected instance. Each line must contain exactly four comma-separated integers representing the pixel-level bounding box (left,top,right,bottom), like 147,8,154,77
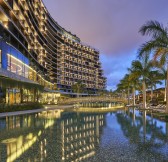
43,0,168,90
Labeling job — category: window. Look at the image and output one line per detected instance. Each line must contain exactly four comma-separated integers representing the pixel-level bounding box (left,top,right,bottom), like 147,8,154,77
7,54,28,78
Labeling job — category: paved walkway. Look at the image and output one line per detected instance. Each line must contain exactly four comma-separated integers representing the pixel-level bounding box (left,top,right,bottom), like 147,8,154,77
0,105,74,118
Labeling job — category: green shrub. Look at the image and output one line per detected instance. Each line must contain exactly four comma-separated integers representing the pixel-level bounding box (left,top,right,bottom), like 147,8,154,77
165,115,168,121
0,102,44,113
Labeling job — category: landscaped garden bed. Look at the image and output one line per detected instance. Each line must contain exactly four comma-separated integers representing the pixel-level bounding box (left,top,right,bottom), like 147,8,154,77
0,102,44,113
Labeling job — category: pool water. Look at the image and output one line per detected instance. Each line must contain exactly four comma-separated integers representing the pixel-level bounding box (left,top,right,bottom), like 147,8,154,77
0,108,168,162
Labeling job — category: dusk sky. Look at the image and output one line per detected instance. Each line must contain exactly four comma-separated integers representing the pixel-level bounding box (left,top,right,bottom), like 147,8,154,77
43,0,168,90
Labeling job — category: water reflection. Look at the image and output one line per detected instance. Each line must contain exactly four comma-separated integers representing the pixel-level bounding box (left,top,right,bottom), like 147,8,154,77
59,113,105,161
0,111,105,162
0,111,58,162
80,102,123,108
0,108,168,161
115,108,168,161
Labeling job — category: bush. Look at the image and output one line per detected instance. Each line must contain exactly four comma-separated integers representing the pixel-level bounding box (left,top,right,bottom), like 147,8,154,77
165,115,168,121
0,102,44,113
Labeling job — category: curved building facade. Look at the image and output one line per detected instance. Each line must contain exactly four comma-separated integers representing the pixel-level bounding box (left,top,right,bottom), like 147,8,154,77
0,0,106,93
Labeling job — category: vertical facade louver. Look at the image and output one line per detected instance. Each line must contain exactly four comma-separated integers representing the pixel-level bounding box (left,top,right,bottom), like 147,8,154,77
0,0,106,93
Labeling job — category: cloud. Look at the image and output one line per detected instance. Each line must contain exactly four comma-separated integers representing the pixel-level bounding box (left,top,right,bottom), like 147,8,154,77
100,52,137,90
43,0,168,89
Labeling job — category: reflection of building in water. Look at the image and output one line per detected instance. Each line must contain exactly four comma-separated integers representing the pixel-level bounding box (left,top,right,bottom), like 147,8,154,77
0,111,60,162
0,111,105,162
57,113,105,161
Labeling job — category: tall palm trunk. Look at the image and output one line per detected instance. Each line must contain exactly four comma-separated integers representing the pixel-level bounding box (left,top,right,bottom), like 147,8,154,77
166,66,168,113
142,80,146,109
164,79,166,102
127,87,130,105
133,86,135,106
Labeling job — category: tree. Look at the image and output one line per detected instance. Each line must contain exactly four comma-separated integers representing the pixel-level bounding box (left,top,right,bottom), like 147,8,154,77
138,20,168,112
147,70,162,100
117,74,131,105
116,83,126,99
72,81,86,97
153,61,167,101
128,68,141,106
131,54,154,108
109,89,113,97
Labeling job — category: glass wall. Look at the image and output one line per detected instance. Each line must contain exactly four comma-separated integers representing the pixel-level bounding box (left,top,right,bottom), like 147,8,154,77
7,54,38,81
7,54,53,88
7,54,29,78
0,41,29,71
0,41,53,89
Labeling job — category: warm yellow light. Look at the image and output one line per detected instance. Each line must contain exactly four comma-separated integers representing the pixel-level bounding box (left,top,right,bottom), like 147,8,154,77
7,54,54,85
6,134,38,162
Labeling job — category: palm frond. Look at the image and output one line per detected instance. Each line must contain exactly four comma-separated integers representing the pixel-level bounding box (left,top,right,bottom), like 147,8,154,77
139,20,167,38
138,36,167,58
160,53,167,65
153,48,165,60
138,41,153,58
131,60,143,71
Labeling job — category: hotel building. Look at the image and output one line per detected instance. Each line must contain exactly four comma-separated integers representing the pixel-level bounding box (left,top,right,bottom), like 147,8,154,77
0,0,106,103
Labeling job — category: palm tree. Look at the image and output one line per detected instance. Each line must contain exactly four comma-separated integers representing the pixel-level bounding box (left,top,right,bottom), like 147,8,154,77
147,70,162,100
72,81,86,97
128,68,141,106
117,74,131,105
153,61,167,101
138,20,168,112
131,54,154,108
116,83,126,99
159,66,167,101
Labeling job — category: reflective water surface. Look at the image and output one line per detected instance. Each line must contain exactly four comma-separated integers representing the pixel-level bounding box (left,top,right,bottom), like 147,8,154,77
0,108,168,162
